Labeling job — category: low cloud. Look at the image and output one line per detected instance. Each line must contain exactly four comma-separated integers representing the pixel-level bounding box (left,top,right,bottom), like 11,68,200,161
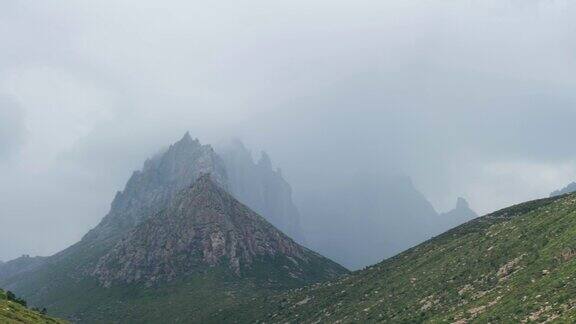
1,0,575,260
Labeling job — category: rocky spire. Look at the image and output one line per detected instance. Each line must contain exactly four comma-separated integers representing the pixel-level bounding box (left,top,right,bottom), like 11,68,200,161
437,196,478,232
181,130,192,142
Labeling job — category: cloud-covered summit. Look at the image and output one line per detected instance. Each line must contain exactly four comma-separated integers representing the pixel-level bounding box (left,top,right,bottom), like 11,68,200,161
1,0,576,261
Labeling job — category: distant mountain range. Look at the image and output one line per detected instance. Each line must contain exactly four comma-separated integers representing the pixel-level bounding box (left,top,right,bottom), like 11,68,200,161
0,132,482,322
219,139,305,244
0,255,46,283
300,175,478,269
4,131,575,323
550,182,576,197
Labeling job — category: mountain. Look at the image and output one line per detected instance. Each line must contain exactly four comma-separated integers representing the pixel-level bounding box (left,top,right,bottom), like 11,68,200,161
0,133,231,315
0,133,287,287
300,175,443,269
93,174,345,288
219,140,305,243
84,132,228,243
0,288,66,323
0,255,46,282
1,134,346,323
263,193,576,323
437,197,478,232
46,175,345,323
551,182,576,197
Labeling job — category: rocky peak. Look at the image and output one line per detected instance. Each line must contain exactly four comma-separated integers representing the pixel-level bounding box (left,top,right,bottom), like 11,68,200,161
455,197,470,210
180,131,193,143
438,196,478,231
93,174,346,287
83,132,228,242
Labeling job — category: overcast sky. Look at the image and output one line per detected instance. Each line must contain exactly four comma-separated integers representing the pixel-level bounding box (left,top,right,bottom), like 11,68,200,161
1,0,576,261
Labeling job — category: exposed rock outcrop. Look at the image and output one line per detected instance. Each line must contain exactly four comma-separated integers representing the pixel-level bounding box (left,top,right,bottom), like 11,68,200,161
84,132,228,242
93,174,346,287
1,133,347,323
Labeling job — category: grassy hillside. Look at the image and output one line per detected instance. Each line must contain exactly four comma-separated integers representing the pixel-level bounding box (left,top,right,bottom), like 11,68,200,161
37,270,272,323
264,193,576,323
0,289,66,323
3,254,339,323
1,175,347,323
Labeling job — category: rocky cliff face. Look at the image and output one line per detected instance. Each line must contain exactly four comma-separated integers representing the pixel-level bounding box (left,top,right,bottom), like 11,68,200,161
219,140,305,243
84,132,228,242
93,174,346,287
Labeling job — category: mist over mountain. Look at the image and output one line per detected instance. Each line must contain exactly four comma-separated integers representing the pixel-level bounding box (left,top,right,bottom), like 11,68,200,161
2,0,576,262
550,182,576,197
0,135,346,323
437,197,478,233
2,0,576,322
0,132,479,275
0,255,46,283
218,140,305,243
84,132,228,243
298,173,478,269
93,174,343,288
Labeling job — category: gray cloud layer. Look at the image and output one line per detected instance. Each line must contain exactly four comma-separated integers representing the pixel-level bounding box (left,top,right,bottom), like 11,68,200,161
0,96,25,159
1,0,575,261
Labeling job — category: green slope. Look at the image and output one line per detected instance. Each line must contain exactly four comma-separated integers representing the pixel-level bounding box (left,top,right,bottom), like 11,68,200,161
0,289,66,324
1,176,347,323
264,193,576,323
11,258,343,323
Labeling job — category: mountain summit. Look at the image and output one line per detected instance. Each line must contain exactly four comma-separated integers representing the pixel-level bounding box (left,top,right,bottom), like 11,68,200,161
94,174,345,287
0,134,345,323
85,133,228,242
